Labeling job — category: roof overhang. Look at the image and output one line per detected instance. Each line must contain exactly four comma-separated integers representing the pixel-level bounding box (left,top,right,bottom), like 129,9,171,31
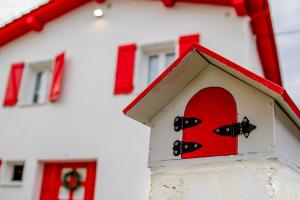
124,44,300,128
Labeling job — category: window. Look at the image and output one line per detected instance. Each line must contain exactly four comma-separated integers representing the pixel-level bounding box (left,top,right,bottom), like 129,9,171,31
0,160,25,186
137,41,176,90
165,52,175,66
19,60,53,106
33,71,44,103
147,55,159,84
11,165,24,181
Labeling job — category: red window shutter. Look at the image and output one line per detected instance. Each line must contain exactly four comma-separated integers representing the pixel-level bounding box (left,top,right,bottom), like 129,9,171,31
179,34,200,56
49,52,65,102
3,63,24,106
114,44,137,95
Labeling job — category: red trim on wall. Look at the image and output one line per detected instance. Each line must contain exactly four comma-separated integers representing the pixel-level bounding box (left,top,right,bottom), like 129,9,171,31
0,0,281,85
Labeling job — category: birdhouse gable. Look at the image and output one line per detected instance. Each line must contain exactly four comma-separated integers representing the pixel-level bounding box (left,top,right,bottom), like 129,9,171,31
148,64,275,163
124,44,300,167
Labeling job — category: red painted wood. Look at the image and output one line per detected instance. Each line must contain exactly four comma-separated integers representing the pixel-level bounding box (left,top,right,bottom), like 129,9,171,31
232,0,247,16
161,0,175,7
25,16,44,32
49,52,65,102
0,0,100,47
245,0,281,85
40,164,59,200
282,90,300,119
40,161,97,200
114,44,137,95
177,0,232,5
182,87,238,158
84,162,97,200
3,63,24,106
179,34,200,56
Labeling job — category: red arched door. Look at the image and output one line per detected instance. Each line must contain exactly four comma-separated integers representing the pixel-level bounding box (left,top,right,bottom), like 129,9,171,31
182,87,238,159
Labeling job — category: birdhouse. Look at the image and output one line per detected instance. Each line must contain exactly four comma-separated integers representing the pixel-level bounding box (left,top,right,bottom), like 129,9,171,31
124,44,300,199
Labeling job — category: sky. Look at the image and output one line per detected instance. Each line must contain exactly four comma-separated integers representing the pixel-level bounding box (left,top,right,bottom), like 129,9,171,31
269,0,300,106
0,0,299,106
0,0,48,27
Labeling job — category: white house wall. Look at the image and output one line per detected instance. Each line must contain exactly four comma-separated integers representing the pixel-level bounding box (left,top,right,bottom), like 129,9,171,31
149,65,275,164
0,0,264,199
275,103,300,169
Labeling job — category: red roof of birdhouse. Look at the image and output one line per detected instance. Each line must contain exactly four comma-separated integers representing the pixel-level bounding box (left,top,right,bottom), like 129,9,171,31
124,44,300,128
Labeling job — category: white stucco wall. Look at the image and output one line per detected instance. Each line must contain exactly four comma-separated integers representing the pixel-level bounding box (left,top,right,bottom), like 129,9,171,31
0,0,263,199
150,159,300,200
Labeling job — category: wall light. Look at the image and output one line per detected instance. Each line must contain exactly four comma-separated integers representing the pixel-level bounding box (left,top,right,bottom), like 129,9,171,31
94,9,104,17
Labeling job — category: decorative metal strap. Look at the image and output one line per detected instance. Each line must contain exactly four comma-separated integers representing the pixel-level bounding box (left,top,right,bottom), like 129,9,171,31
213,117,256,138
173,116,202,132
173,140,202,156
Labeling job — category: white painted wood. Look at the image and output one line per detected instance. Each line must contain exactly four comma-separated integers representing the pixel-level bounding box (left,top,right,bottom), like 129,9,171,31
275,104,300,169
148,152,277,168
149,64,275,162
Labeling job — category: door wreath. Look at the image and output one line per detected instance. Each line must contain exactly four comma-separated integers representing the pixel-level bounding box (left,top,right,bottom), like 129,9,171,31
63,169,81,191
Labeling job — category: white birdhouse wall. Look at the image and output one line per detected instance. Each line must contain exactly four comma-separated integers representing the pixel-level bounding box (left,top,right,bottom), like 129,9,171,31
149,65,275,165
275,104,300,168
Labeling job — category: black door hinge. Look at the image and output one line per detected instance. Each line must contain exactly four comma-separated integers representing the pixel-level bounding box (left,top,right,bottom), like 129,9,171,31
213,117,256,138
173,116,202,132
173,140,203,156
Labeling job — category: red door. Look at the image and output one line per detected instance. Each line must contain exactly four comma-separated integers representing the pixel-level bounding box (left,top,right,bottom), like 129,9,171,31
182,87,238,159
40,162,96,200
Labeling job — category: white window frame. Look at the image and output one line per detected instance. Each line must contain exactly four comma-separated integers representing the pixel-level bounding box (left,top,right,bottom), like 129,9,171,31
135,40,177,93
18,60,53,106
0,160,25,187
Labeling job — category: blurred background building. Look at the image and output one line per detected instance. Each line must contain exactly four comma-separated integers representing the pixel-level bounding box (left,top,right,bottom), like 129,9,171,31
0,0,298,199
